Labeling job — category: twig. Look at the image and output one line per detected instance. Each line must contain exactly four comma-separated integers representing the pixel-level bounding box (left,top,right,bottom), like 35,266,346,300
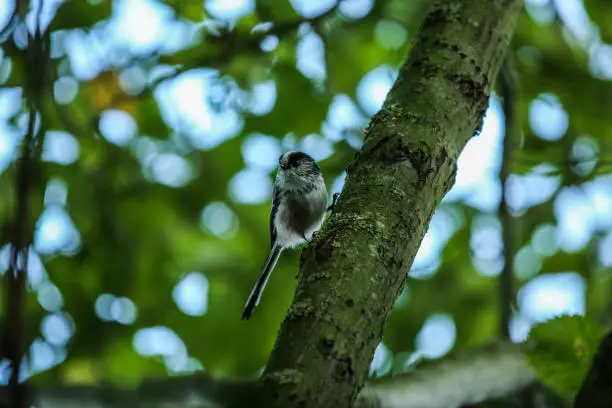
498,55,519,340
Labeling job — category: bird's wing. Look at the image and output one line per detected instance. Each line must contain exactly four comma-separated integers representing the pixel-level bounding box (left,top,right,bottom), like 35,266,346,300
269,183,280,248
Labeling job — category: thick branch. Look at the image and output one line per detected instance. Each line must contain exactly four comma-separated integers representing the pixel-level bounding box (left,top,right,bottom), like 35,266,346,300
0,343,537,408
260,0,522,407
356,343,535,408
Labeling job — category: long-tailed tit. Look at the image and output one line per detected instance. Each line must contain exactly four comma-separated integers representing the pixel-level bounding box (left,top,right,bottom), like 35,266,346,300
242,151,329,320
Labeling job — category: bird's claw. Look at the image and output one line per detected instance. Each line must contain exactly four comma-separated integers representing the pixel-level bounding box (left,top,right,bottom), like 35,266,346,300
327,192,340,213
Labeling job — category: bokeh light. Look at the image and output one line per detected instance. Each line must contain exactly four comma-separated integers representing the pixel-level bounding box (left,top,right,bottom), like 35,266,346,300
99,110,138,146
37,282,64,313
53,76,78,104
528,94,568,141
172,272,210,317
42,131,80,165
339,0,375,19
242,133,282,170
357,65,396,116
297,32,326,81
416,314,456,358
206,0,254,22
518,272,586,322
34,206,81,255
201,202,239,238
0,0,609,395
369,342,392,376
41,313,74,347
290,0,336,18
229,168,273,204
374,20,408,49
149,153,193,187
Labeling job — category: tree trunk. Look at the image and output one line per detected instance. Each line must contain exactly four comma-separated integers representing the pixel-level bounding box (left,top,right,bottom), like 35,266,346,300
260,0,523,407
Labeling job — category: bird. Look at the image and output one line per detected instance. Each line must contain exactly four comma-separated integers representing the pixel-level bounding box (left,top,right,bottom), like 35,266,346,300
242,151,329,320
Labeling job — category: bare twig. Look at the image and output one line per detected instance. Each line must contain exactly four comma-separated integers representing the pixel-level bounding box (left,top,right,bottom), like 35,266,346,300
498,55,519,340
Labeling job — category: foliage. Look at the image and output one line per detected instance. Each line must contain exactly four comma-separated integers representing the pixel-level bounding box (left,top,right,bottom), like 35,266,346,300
526,315,605,397
0,0,610,404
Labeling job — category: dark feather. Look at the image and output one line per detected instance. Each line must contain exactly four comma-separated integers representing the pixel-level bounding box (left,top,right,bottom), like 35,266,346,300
269,184,280,248
242,244,283,320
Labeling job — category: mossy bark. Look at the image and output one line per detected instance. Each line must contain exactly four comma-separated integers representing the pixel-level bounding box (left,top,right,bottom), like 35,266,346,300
261,0,523,407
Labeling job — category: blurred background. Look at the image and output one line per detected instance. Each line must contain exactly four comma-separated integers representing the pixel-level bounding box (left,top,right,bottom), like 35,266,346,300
0,0,611,389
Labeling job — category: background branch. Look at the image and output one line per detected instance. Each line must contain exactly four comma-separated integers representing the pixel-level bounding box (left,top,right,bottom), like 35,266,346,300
3,105,36,408
2,4,49,407
498,55,519,339
0,343,538,408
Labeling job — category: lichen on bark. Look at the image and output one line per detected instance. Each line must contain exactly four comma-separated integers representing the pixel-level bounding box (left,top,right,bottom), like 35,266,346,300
260,1,524,407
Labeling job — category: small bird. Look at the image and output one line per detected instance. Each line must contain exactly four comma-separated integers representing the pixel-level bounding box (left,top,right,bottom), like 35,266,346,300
242,151,328,320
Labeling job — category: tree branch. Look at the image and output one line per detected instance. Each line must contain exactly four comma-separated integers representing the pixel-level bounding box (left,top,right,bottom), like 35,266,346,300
2,7,49,407
0,343,539,408
498,55,519,339
258,0,523,406
2,104,36,408
356,343,535,408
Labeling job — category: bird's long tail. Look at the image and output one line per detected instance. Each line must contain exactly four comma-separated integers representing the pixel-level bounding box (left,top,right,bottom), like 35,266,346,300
242,245,283,320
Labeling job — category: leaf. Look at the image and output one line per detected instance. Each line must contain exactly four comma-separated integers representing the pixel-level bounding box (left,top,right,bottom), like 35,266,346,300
526,315,605,397
50,0,112,31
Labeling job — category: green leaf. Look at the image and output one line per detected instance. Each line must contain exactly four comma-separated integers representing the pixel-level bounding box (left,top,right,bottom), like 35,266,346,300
526,315,605,397
50,0,112,31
